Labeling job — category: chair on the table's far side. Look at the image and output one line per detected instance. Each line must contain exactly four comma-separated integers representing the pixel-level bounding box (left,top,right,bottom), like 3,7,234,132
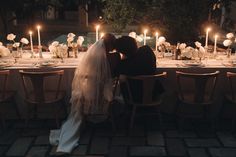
19,70,67,128
0,70,20,128
119,72,167,130
176,70,219,130
224,72,236,131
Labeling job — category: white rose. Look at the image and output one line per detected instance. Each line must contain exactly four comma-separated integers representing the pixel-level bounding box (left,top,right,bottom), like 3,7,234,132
7,33,16,41
67,37,74,43
49,45,57,54
226,33,234,39
51,41,59,47
181,49,192,59
223,39,232,47
0,46,10,57
77,36,84,46
158,36,166,44
13,42,20,48
164,42,171,47
199,46,206,54
129,32,136,39
192,49,199,58
0,42,2,46
57,44,68,57
20,38,29,45
67,33,76,39
195,41,202,48
179,43,187,50
136,35,143,42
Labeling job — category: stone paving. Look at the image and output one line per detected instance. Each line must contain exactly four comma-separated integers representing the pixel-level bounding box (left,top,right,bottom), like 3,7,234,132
0,115,236,157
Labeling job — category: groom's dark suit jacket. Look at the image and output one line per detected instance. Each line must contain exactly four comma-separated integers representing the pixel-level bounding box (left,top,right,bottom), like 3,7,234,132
107,52,121,78
118,45,165,103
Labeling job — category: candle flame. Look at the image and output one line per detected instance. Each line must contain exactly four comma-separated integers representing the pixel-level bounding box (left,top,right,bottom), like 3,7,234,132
155,32,158,36
100,32,104,38
96,25,100,30
29,31,33,35
215,34,218,38
144,29,148,34
37,25,41,29
206,27,211,32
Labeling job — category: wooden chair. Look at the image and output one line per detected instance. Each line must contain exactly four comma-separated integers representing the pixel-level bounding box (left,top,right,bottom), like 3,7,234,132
119,72,167,129
19,70,66,128
176,71,219,129
224,72,236,131
0,70,20,128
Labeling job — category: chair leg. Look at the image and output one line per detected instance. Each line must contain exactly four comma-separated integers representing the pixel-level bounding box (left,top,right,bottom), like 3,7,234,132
158,110,162,129
12,99,21,119
130,106,136,130
0,113,6,129
232,115,236,132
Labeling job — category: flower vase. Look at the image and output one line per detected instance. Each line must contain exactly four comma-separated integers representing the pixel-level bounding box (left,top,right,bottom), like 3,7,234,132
73,46,78,58
226,48,232,58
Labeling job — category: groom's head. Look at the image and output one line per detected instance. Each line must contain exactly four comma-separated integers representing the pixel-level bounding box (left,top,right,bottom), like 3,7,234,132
102,33,116,53
115,36,138,58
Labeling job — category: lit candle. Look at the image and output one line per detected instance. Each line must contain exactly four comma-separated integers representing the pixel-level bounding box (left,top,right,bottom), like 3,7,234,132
155,32,159,51
29,31,33,52
205,27,211,48
95,25,100,42
214,34,218,54
36,25,41,46
144,29,148,45
100,32,104,39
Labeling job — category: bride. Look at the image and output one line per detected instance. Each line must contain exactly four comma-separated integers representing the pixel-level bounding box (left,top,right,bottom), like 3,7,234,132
49,34,117,153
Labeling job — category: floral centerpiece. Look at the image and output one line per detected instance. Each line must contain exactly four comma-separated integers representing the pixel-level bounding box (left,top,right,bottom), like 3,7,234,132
49,41,68,58
67,33,84,57
223,32,235,57
179,41,205,60
0,42,10,57
156,36,171,53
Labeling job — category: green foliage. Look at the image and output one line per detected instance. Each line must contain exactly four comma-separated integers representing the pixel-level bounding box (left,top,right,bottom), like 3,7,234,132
103,0,135,32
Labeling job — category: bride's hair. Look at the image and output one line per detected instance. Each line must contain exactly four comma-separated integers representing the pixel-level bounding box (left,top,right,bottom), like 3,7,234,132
102,33,116,53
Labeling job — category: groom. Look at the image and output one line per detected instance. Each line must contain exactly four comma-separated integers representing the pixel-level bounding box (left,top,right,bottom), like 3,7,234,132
102,33,121,77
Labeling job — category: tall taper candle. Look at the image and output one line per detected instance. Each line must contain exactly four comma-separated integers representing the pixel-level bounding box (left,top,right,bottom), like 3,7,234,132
29,31,33,52
144,29,148,45
214,34,218,54
36,25,41,46
96,25,100,42
205,27,211,48
155,32,159,51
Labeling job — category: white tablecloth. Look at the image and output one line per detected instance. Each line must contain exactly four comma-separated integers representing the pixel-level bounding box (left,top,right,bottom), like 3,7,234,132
1,52,236,118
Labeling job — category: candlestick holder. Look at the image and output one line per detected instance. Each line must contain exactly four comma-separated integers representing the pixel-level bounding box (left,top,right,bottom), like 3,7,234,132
38,45,43,58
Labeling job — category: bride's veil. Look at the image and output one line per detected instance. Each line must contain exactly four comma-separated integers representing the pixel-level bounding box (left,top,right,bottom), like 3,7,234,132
70,39,113,118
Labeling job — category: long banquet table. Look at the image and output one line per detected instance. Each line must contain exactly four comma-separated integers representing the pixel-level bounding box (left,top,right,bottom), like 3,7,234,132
1,51,236,118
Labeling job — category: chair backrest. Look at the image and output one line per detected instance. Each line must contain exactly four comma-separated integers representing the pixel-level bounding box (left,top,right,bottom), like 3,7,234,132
176,71,219,103
19,70,64,103
119,72,167,104
226,72,236,101
0,70,10,100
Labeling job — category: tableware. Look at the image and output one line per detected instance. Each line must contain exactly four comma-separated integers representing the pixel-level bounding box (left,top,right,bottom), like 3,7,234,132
39,60,58,67
182,60,203,67
0,61,12,68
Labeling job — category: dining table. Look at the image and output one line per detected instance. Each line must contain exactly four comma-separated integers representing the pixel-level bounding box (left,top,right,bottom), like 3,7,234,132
0,51,236,118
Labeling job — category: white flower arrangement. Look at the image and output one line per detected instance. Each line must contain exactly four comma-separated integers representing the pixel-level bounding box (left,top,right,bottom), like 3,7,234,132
223,32,235,48
179,41,205,60
0,45,10,57
49,41,68,58
77,36,84,47
7,33,16,41
20,38,29,45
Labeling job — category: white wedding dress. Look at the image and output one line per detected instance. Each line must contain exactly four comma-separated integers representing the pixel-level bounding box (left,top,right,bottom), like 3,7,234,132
49,40,113,153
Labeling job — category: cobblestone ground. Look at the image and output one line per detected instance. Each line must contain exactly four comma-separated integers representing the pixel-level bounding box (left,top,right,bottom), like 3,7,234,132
0,114,236,157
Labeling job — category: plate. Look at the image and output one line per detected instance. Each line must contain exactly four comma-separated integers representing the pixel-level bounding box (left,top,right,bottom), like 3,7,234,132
39,61,57,67
182,60,203,67
164,53,173,57
0,61,12,68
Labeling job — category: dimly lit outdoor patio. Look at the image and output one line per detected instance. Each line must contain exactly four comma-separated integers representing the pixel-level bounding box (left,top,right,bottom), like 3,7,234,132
1,0,236,157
